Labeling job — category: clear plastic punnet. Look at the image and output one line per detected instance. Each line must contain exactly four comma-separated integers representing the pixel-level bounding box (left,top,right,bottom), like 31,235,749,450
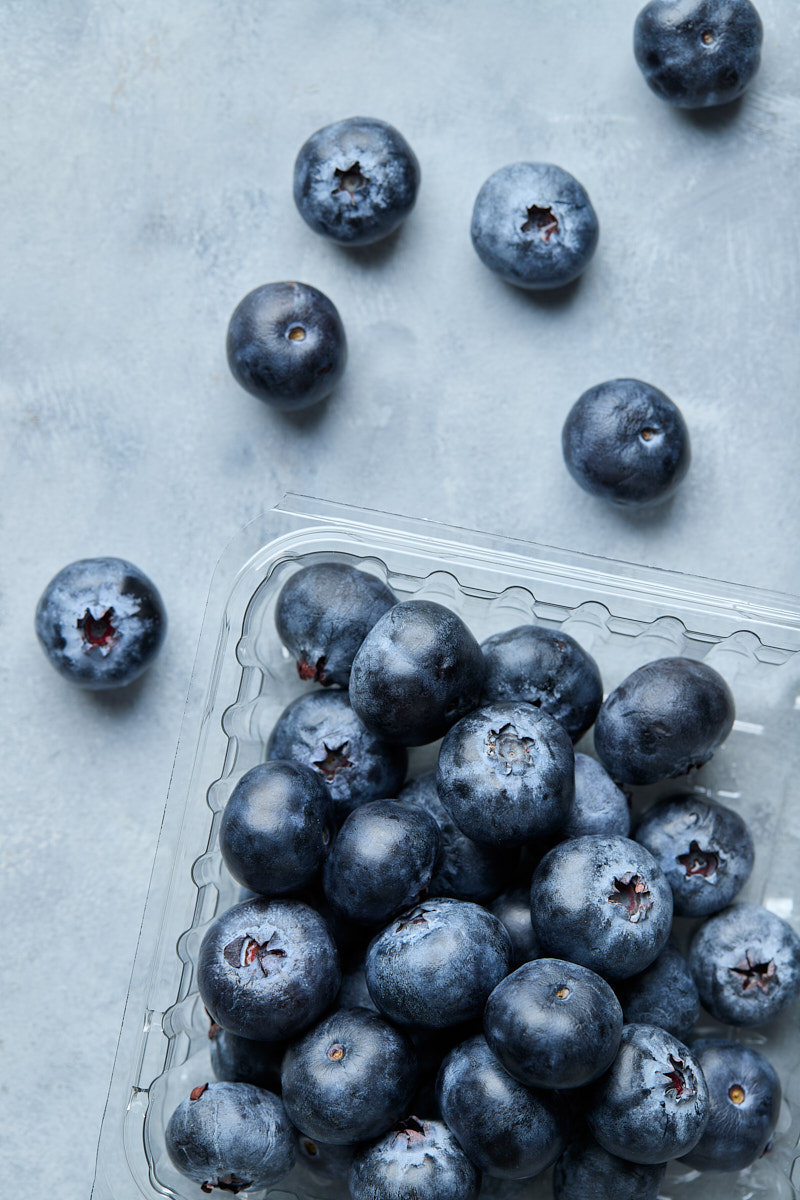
92,494,800,1200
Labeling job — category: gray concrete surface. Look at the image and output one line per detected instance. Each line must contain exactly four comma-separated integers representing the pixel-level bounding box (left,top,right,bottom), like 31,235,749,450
1,0,798,1194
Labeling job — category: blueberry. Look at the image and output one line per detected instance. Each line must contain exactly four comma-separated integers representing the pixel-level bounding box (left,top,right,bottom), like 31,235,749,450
553,1134,666,1200
688,902,800,1026
165,1080,295,1193
365,898,512,1028
436,702,575,848
197,897,340,1042
349,1117,480,1200
562,379,691,507
634,793,754,917
634,0,763,108
208,1021,285,1092
337,952,380,1013
484,958,623,1090
267,689,407,824
489,887,541,967
281,1007,417,1145
436,1035,566,1179
275,562,397,687
587,1024,709,1164
294,116,420,245
35,557,166,689
530,835,673,980
470,162,599,290
295,1135,359,1186
219,760,334,896
480,625,603,742
322,799,441,925
565,753,631,839
400,773,518,904
615,939,701,1040
226,281,346,410
680,1039,781,1172
593,656,735,785
349,600,486,746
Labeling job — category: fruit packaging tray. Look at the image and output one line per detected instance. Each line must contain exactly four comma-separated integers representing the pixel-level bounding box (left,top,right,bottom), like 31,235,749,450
92,494,800,1200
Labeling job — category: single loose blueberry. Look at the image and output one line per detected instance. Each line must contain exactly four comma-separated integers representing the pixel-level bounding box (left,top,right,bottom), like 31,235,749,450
587,1024,709,1164
349,600,486,746
615,940,701,1040
165,1080,295,1193
436,1035,566,1179
35,556,166,689
470,161,599,290
565,753,631,839
489,887,541,967
226,281,346,410
400,773,518,903
634,793,754,916
275,561,397,687
530,835,673,980
350,1117,481,1200
281,1007,418,1145
553,1134,665,1200
197,897,340,1042
634,0,763,108
680,1039,781,1172
322,799,441,925
480,625,603,742
484,958,623,1090
365,898,512,1028
437,701,575,848
267,689,407,824
219,760,334,896
562,379,691,507
208,1022,285,1093
688,902,800,1026
294,116,420,245
594,656,735,785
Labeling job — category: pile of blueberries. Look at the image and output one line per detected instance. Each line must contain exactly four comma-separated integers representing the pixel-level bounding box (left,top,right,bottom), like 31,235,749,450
162,557,798,1200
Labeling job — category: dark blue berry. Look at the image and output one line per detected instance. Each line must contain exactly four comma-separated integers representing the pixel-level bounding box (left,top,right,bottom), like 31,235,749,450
165,1080,294,1193
219,760,333,896
553,1134,665,1200
295,1135,359,1186
197,897,340,1042
634,793,754,916
565,753,630,839
530,835,673,980
470,162,599,290
480,625,603,742
281,1007,417,1145
489,887,541,968
208,1022,284,1092
349,600,486,746
350,1117,480,1200
436,1035,566,1179
294,116,420,245
436,702,575,848
322,799,441,925
275,562,397,687
35,557,166,689
562,379,691,507
587,1024,709,1164
365,898,512,1028
681,1039,781,1172
634,0,763,108
226,281,346,410
267,689,407,824
594,656,735,785
615,940,700,1040
689,902,800,1026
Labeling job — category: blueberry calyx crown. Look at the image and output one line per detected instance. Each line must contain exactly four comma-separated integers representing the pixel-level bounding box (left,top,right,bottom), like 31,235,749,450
312,741,353,780
662,1054,696,1103
521,204,559,242
298,653,328,683
222,932,287,975
676,840,720,881
190,1083,209,1101
200,1174,251,1195
395,906,433,933
332,162,369,201
607,873,652,922
77,606,117,652
729,951,778,994
327,1042,346,1062
485,723,534,775
392,1115,428,1147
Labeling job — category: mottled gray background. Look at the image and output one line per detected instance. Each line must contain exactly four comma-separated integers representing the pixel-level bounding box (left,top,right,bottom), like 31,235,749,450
1,0,798,1194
